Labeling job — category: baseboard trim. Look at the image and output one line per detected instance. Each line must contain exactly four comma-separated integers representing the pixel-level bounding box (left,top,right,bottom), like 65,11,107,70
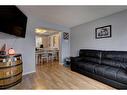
59,63,64,65
23,70,36,76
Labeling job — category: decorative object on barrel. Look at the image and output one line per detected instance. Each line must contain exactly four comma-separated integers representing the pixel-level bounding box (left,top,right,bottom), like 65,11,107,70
8,48,16,55
0,44,6,55
95,25,112,39
63,32,69,40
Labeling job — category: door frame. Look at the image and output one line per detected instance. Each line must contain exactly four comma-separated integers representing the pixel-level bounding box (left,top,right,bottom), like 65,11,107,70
35,27,63,65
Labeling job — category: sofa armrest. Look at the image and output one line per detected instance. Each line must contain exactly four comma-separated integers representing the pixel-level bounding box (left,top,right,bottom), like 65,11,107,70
70,56,83,62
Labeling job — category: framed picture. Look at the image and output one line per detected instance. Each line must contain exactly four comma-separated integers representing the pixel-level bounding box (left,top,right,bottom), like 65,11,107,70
95,25,112,39
63,32,69,40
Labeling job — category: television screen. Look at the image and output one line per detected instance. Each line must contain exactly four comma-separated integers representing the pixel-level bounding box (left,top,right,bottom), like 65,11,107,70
0,6,27,38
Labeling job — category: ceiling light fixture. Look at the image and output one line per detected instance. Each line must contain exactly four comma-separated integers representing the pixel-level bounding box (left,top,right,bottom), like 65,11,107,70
35,28,47,34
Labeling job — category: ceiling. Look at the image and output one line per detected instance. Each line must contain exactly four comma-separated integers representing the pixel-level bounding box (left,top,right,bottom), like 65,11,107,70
18,6,127,28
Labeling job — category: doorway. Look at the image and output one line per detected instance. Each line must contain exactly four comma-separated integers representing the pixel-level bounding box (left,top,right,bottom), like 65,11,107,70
35,28,61,66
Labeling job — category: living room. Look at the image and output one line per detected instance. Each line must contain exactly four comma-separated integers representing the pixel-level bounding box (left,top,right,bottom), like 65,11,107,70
0,1,127,94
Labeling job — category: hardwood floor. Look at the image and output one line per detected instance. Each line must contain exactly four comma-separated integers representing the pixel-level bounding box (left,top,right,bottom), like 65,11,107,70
9,61,115,90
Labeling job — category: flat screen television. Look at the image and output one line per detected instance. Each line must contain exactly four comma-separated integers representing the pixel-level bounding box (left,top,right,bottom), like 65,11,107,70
0,6,27,38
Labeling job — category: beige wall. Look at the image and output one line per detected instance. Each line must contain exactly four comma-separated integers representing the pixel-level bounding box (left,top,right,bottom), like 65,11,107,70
36,33,60,49
42,36,49,48
36,35,49,48
49,33,60,49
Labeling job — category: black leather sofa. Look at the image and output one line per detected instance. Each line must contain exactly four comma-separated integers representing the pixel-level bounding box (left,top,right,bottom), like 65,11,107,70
70,49,127,89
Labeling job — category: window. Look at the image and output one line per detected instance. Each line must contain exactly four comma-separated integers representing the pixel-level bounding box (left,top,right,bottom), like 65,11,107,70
36,36,42,48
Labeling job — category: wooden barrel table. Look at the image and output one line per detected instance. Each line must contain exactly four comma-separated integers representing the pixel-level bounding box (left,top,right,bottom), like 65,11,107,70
0,54,22,89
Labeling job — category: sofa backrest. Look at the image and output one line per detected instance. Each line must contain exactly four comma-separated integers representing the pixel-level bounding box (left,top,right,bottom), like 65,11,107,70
79,49,127,70
79,49,101,58
101,51,127,62
101,51,127,70
79,49,101,64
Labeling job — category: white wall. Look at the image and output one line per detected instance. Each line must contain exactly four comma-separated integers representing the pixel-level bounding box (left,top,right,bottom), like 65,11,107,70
0,13,70,75
0,17,36,75
60,32,70,63
70,10,127,57
41,36,49,48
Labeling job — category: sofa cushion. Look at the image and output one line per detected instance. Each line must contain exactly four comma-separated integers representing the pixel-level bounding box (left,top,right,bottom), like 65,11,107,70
73,62,84,68
116,69,127,85
74,62,98,73
95,65,120,81
94,65,110,76
103,67,120,80
79,49,101,58
101,59,127,70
